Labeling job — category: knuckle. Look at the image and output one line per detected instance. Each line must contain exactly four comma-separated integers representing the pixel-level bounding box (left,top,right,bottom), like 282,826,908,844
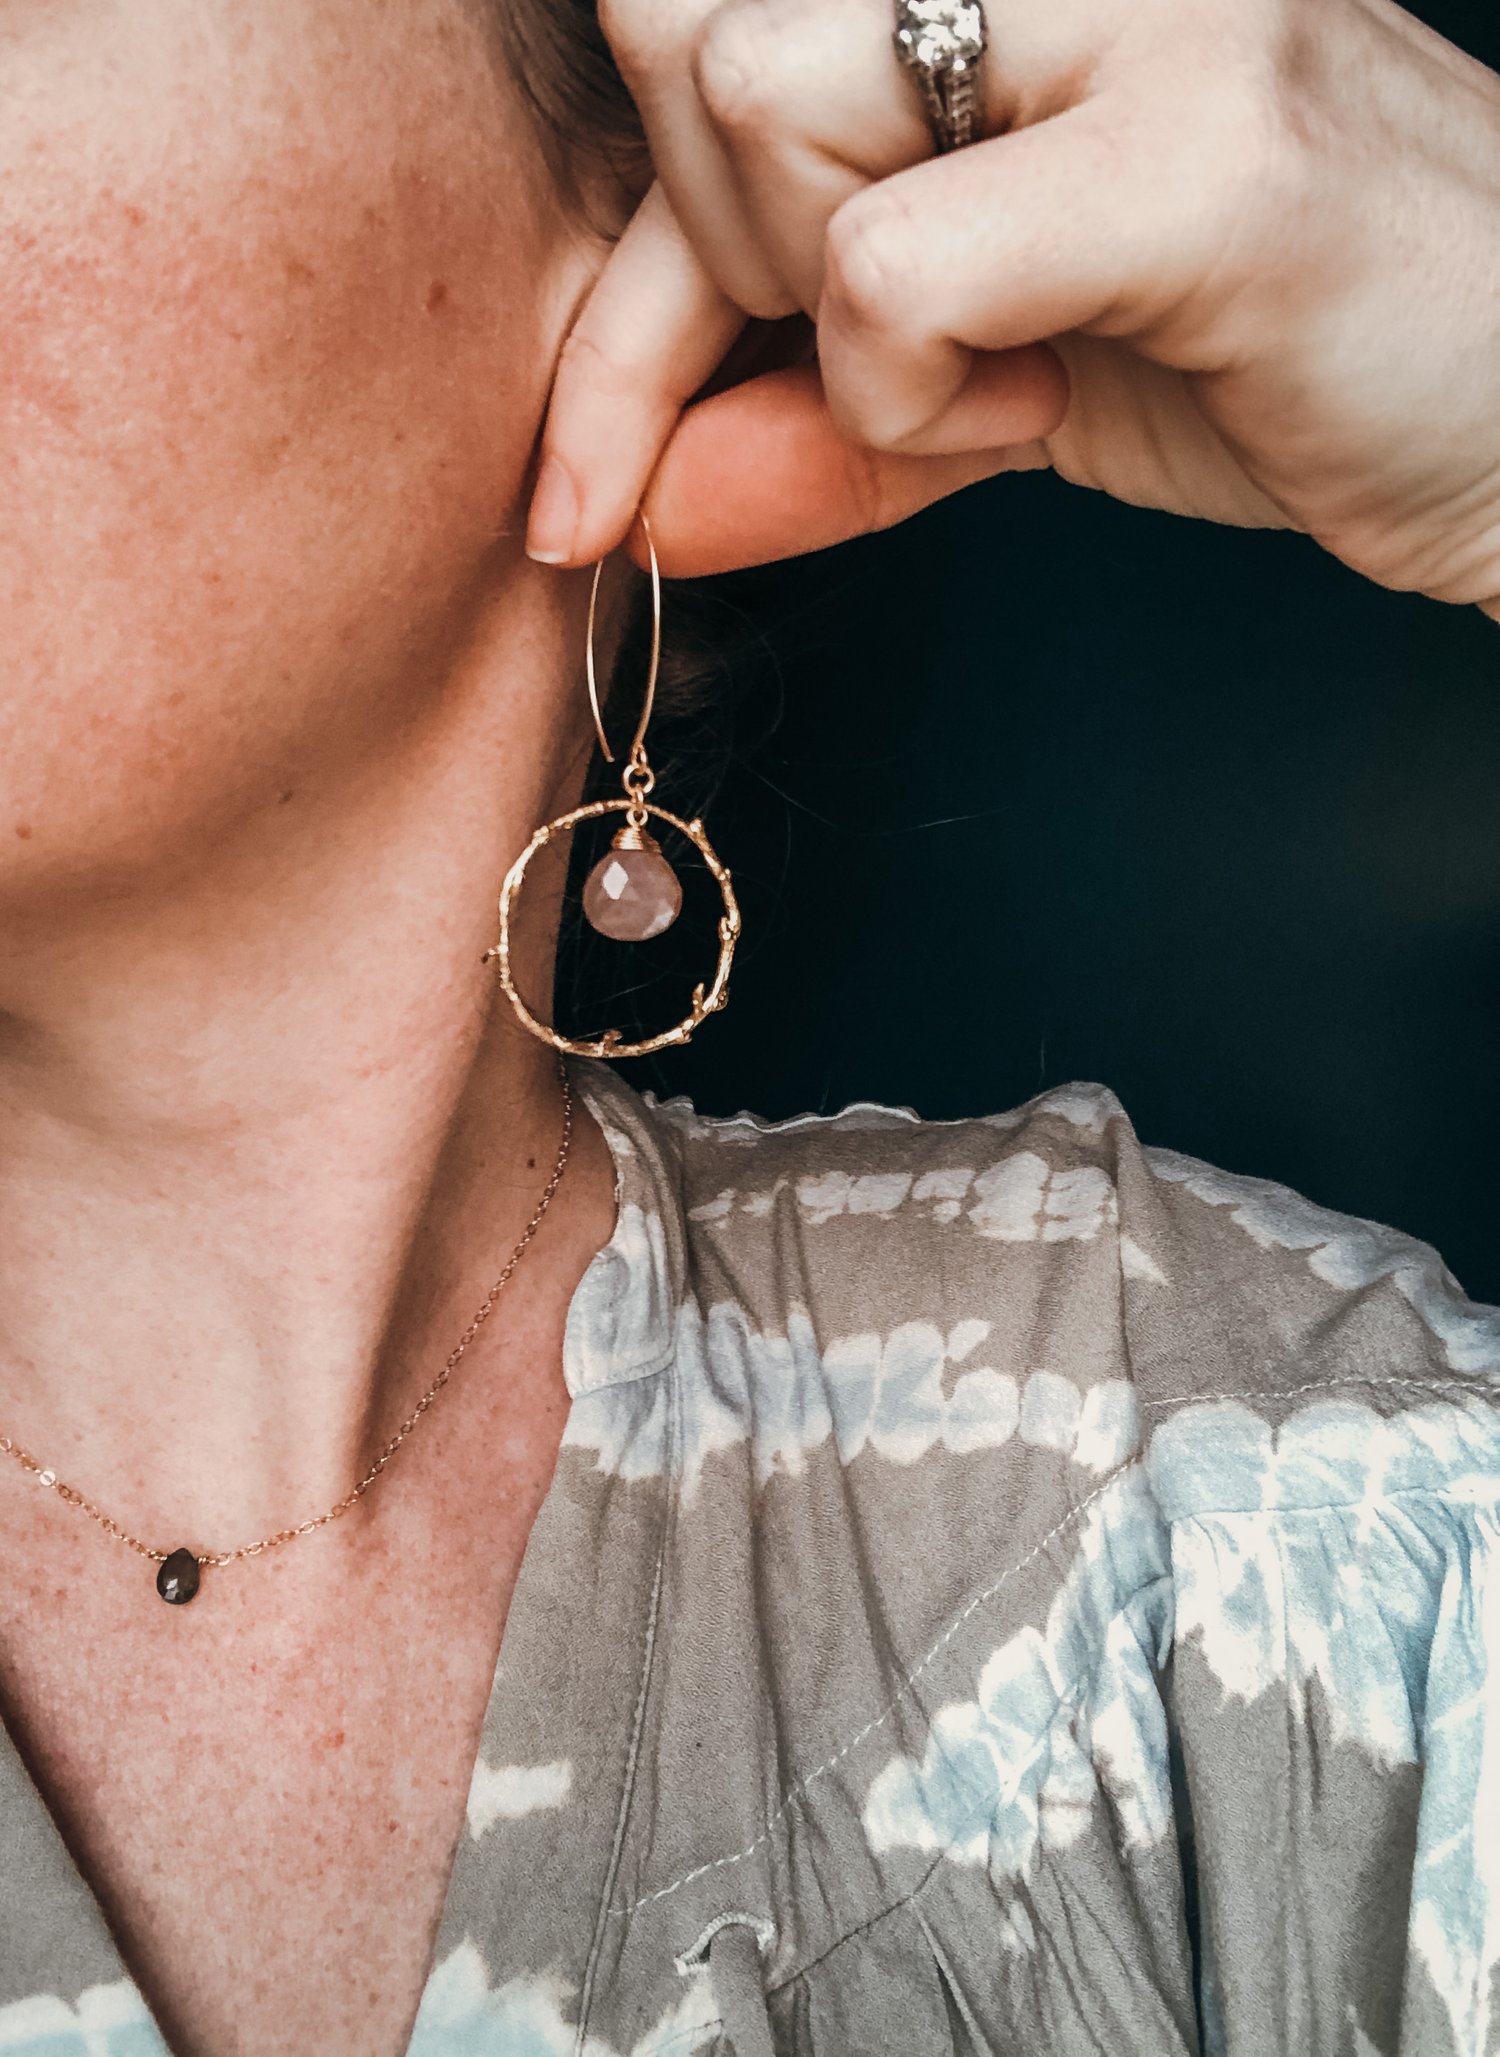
692,3,788,138
1189,24,1310,233
554,323,632,397
594,0,632,56
596,0,676,82
822,192,917,334
1188,72,1305,287
1217,65,1296,201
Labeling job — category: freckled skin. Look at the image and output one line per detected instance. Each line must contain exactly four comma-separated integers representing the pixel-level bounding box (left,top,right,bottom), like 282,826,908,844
0,0,560,923
0,7,621,2056
0,1274,600,2057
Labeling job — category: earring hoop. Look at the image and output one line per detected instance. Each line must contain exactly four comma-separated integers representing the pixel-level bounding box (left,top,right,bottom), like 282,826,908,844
490,517,741,1060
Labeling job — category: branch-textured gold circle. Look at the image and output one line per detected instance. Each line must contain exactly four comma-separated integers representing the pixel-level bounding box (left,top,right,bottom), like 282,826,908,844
492,799,741,1060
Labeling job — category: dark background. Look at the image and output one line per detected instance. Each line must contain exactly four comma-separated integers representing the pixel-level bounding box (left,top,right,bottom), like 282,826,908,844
574,0,1500,1305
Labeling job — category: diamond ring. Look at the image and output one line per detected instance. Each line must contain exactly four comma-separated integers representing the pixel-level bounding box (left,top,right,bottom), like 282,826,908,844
893,0,989,154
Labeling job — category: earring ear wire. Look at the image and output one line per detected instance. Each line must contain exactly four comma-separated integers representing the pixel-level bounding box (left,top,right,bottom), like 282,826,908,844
586,513,662,769
490,513,740,1061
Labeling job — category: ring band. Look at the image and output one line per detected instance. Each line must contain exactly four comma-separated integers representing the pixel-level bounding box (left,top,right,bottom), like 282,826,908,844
893,0,989,153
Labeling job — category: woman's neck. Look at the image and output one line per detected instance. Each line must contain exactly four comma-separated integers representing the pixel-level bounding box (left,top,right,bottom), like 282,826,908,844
0,566,612,1546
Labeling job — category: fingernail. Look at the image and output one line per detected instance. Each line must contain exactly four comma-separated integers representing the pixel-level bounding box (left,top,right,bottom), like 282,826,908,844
526,455,580,564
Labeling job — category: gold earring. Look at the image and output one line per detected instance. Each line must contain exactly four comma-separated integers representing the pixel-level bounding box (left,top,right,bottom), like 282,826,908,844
490,517,741,1060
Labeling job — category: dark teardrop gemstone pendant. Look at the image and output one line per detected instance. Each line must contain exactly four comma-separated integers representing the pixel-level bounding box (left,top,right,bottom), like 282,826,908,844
156,1549,201,1606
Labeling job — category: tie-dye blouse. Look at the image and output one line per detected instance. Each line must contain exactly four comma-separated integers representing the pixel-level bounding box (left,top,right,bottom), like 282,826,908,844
3,1062,1498,2056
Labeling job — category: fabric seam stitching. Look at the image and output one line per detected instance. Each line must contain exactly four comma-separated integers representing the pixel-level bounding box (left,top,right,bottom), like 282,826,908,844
609,1456,1142,1917
611,1367,1491,1923
1141,1374,1494,1409
759,1575,1177,2003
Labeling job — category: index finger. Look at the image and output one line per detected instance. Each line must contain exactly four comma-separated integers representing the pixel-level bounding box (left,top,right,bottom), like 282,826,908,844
526,182,745,568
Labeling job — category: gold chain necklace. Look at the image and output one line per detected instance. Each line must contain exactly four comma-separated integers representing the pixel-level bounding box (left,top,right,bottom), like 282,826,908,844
0,1061,574,1607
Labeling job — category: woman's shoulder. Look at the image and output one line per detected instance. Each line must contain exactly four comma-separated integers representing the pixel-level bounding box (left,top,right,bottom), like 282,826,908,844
571,1072,1499,2056
611,1068,1500,1428
636,1072,1139,1268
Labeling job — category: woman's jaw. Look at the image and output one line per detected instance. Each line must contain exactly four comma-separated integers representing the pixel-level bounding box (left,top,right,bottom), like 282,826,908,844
0,0,621,1552
0,0,603,915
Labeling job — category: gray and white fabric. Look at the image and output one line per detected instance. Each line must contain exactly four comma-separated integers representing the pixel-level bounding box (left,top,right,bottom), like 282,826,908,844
3,1061,1498,2055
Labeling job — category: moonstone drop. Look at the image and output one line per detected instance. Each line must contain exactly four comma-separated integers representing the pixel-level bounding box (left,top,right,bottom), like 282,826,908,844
156,1549,201,1605
582,846,683,941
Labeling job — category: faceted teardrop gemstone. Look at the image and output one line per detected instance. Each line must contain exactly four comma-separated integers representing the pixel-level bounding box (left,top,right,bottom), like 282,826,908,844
156,1549,201,1605
582,842,683,942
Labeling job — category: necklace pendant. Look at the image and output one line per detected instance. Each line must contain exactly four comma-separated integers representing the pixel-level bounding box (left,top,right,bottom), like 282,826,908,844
156,1549,201,1605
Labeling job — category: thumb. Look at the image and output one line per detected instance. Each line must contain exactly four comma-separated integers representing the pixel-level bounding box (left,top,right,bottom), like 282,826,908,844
630,358,1066,578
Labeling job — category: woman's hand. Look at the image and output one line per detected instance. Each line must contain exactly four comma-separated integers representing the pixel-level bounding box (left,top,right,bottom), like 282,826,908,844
525,0,1500,615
